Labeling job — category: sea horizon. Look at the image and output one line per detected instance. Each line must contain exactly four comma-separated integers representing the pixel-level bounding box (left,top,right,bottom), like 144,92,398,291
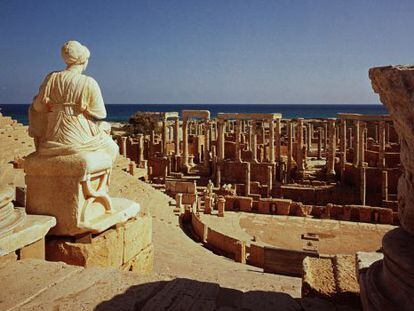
0,103,388,125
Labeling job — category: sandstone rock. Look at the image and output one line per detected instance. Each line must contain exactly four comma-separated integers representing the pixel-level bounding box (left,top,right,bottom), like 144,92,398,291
46,216,153,273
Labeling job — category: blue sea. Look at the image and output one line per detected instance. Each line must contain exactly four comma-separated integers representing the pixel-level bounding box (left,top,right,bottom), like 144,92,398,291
0,103,388,125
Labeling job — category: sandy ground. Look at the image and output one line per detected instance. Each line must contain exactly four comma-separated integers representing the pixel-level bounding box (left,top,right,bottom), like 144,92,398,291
201,211,394,255
109,161,302,297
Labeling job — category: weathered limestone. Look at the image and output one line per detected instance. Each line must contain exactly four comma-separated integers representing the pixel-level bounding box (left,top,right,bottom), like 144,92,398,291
46,216,153,273
358,65,414,310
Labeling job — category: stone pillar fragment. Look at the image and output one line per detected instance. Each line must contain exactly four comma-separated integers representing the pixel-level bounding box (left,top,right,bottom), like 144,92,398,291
358,66,414,309
174,117,180,155
269,119,275,164
317,127,323,160
287,121,293,182
182,118,189,171
378,121,386,168
217,196,225,217
339,119,347,184
217,120,225,161
275,119,281,161
353,120,360,166
296,118,305,177
382,170,388,201
326,119,336,179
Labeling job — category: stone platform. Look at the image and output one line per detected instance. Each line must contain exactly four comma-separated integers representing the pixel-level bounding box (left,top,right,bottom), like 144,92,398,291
46,216,153,274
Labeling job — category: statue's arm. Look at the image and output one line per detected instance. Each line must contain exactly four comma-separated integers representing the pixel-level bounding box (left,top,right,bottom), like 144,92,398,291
83,77,107,120
32,73,54,112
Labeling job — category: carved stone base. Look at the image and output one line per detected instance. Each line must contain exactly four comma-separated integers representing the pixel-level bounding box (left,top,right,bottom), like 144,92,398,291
25,152,140,236
45,216,153,274
359,227,414,310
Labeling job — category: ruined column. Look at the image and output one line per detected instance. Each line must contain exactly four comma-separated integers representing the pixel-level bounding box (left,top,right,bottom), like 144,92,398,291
217,120,225,161
204,121,210,168
121,136,127,157
317,127,323,160
326,119,336,179
161,118,167,156
275,118,281,161
323,121,328,155
378,120,386,168
296,118,305,177
217,196,225,217
128,161,136,176
347,127,353,149
359,122,366,166
306,122,312,152
149,130,155,157
204,196,212,214
358,66,414,309
174,117,180,155
252,126,258,163
360,165,366,205
382,170,388,202
137,134,144,164
269,119,275,164
339,119,347,184
287,121,293,182
261,121,266,162
267,165,273,197
353,120,360,166
235,119,242,162
182,117,189,171
245,162,251,196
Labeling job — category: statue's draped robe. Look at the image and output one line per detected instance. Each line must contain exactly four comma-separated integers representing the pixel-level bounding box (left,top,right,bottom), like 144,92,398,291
29,69,118,161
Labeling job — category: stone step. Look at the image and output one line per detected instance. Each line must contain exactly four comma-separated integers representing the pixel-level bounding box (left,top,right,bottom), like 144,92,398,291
302,254,360,308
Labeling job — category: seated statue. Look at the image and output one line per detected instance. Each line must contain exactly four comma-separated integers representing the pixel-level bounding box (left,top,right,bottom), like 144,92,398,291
25,40,139,236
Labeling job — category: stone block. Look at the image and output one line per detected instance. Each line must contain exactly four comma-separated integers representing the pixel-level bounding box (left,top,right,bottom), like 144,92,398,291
123,216,152,263
0,251,17,267
19,238,45,260
46,216,153,273
359,207,372,223
275,198,291,215
46,225,124,267
0,214,55,256
122,243,154,274
379,208,393,224
302,257,335,299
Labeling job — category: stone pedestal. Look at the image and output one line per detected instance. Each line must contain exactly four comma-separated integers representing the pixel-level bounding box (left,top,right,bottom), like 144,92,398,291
0,186,56,260
25,152,140,236
46,216,153,274
359,228,414,310
361,65,414,310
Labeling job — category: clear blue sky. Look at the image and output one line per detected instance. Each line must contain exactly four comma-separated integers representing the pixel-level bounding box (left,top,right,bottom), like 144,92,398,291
1,0,413,105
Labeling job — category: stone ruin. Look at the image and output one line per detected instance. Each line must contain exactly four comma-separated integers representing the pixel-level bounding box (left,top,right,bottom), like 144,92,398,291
118,108,400,226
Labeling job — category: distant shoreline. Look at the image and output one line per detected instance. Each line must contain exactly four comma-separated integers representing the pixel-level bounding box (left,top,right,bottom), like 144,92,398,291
0,103,388,125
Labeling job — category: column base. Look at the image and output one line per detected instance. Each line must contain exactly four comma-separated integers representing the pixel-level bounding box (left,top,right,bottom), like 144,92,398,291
359,228,414,310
